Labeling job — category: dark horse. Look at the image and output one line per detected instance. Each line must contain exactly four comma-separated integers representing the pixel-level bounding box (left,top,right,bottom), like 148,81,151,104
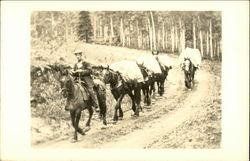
137,64,155,106
103,67,142,121
155,64,171,96
182,58,197,90
59,69,107,142
151,51,172,96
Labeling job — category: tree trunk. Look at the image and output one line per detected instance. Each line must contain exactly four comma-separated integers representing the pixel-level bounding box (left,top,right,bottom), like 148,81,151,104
215,40,218,59
165,30,168,52
209,19,213,59
109,16,114,44
179,18,185,53
206,31,209,57
175,25,178,52
93,17,97,40
171,25,175,53
162,23,165,50
120,18,125,47
110,17,114,37
99,20,103,37
128,22,131,47
199,30,203,57
147,17,153,51
183,27,186,50
157,30,161,50
104,25,108,42
136,20,140,48
146,34,149,50
150,11,156,51
193,22,196,48
141,30,143,49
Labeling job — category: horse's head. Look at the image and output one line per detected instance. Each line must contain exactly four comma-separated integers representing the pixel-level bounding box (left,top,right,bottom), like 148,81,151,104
183,58,194,89
161,65,172,76
136,63,149,80
103,66,117,84
103,66,121,89
183,58,192,73
59,69,74,98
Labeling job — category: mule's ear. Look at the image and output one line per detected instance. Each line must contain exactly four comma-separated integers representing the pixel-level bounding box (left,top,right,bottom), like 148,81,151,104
107,65,109,70
156,51,159,55
169,66,172,69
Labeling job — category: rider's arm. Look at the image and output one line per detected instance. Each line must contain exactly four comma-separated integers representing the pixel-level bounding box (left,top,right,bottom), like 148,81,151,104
78,62,92,76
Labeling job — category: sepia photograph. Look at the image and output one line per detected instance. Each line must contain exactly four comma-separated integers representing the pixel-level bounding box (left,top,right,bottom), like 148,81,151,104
1,1,249,161
30,10,222,149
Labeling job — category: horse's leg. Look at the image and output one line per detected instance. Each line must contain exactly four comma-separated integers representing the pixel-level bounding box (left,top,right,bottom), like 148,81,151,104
187,75,192,90
184,73,190,89
151,81,156,99
157,80,161,95
162,77,166,94
159,77,166,96
70,111,78,142
118,92,125,119
128,91,136,113
85,103,94,128
113,94,125,121
192,67,196,80
75,110,85,135
118,101,124,119
145,84,151,106
134,84,142,116
185,80,190,89
142,84,147,104
97,88,107,125
192,67,197,87
100,93,107,125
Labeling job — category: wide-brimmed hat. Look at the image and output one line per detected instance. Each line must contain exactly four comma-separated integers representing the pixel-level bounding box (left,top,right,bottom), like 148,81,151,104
74,50,83,55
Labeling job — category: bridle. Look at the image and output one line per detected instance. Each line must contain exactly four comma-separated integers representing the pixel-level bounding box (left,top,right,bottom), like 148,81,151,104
60,72,74,98
183,58,192,74
104,69,124,90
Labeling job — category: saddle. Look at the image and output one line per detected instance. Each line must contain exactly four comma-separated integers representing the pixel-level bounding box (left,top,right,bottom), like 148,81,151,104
75,80,90,101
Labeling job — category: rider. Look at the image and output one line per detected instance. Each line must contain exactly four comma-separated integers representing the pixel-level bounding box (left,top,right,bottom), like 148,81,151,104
72,50,100,112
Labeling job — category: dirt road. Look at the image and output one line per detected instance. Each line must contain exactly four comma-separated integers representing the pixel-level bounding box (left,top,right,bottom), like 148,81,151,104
35,51,220,149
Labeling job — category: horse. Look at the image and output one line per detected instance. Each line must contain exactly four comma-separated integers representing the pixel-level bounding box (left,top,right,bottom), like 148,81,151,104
59,69,107,142
182,58,197,90
103,66,142,122
152,51,172,96
136,55,163,105
155,64,171,96
137,64,153,106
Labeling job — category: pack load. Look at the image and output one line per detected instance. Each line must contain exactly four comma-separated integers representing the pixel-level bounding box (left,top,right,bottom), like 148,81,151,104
178,47,202,67
155,55,172,68
109,60,144,83
136,55,162,74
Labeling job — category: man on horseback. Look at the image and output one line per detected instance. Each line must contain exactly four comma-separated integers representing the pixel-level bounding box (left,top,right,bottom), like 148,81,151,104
72,50,100,112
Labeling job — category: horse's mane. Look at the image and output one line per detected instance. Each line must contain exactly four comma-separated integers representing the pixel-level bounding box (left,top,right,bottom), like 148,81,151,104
104,68,124,90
